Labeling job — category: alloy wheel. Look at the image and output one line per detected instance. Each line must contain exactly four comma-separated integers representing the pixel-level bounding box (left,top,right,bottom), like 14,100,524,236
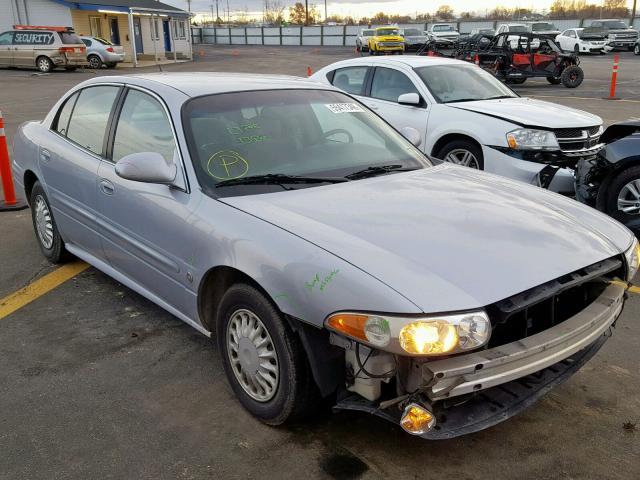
227,308,279,402
445,149,480,169
617,179,640,215
34,195,54,249
88,56,102,68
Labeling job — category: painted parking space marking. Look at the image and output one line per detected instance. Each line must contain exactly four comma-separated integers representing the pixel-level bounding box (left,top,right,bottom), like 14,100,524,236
0,261,89,320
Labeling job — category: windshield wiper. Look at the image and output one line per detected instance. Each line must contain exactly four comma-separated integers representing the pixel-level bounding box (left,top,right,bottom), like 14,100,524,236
485,95,515,100
444,98,479,104
215,173,348,189
345,164,420,180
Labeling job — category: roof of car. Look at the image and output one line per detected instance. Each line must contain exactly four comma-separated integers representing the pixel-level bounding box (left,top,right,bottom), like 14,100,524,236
90,72,334,97
332,56,471,69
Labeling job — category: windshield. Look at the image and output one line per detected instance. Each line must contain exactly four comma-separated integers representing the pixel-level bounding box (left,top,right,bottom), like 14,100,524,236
508,25,528,32
433,25,454,32
377,28,399,36
415,65,517,104
531,22,557,31
404,29,422,36
182,90,429,197
600,21,628,29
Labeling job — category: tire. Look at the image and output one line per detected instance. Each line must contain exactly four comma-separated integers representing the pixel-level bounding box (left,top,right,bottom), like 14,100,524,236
597,166,640,229
634,44,640,55
87,54,103,69
30,182,71,264
561,65,584,88
436,139,484,169
216,283,318,425
36,56,53,73
574,44,580,55
629,45,636,52
547,76,562,85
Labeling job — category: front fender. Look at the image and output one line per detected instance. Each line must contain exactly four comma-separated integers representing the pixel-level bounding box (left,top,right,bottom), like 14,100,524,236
189,196,422,330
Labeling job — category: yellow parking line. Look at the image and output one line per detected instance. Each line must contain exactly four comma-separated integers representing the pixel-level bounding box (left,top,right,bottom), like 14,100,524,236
0,261,89,320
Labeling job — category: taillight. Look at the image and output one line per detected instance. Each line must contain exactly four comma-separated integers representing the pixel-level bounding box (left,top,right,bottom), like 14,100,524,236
106,47,114,52
58,47,75,53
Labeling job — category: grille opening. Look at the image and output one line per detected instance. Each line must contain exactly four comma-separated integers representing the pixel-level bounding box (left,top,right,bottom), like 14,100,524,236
486,257,623,349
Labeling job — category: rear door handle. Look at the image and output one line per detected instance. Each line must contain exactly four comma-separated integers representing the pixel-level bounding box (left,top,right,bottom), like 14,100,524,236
99,179,115,195
39,149,51,162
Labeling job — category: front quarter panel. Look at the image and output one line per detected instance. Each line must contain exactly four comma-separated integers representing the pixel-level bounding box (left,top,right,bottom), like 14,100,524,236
188,196,422,330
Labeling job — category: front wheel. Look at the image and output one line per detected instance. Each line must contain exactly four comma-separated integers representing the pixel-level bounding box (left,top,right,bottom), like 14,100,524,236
216,284,318,425
634,44,640,55
30,182,71,263
561,65,584,88
436,139,484,169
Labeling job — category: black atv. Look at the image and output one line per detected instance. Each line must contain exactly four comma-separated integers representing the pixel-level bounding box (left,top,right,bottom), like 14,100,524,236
455,32,585,88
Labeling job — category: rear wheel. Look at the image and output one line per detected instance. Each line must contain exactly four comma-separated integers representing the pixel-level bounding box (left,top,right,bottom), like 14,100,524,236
436,139,484,170
216,284,318,425
36,56,53,73
634,44,640,55
547,76,562,85
30,182,71,264
561,65,584,88
88,54,103,69
598,166,640,231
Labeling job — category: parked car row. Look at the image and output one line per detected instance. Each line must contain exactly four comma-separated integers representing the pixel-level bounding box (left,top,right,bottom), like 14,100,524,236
0,25,125,73
12,71,638,440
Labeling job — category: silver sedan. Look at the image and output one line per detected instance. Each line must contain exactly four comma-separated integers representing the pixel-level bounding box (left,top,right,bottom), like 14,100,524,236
80,36,124,69
11,73,638,438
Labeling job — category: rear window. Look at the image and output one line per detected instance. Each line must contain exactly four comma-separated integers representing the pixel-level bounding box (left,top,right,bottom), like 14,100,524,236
59,32,83,45
433,25,454,32
404,29,422,36
94,37,114,45
601,21,628,29
531,23,557,31
509,25,528,33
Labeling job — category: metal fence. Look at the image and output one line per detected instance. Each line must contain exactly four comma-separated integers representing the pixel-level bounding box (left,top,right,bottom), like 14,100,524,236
192,18,640,46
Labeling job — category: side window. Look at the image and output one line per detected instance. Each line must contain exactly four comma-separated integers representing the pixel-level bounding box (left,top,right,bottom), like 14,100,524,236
370,67,420,103
112,89,176,164
0,32,13,45
331,67,368,95
53,92,79,136
66,86,120,155
82,39,91,46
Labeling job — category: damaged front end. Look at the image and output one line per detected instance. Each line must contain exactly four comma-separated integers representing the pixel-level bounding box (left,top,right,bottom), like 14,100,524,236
328,257,627,438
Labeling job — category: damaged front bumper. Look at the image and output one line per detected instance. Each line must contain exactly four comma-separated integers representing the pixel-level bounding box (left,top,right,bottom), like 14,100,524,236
334,283,625,439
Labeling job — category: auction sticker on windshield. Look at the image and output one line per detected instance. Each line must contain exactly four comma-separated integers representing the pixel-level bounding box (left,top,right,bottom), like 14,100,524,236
325,103,365,114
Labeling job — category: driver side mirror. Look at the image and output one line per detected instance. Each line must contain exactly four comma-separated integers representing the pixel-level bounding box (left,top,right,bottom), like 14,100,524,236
398,92,421,106
115,152,177,185
400,126,422,147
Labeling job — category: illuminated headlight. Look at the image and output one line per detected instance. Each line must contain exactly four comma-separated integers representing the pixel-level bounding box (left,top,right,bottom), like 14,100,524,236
624,237,640,280
326,311,491,356
507,128,559,151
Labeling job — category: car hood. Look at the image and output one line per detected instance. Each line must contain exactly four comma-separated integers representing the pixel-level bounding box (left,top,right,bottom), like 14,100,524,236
449,97,602,129
221,165,631,313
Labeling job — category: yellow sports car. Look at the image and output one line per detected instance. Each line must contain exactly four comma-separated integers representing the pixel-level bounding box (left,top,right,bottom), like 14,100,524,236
368,27,405,55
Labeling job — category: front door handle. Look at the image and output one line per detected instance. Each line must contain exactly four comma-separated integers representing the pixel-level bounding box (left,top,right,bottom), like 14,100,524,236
99,179,115,195
39,149,51,162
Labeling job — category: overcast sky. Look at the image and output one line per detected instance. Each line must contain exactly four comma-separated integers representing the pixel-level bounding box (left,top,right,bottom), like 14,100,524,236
161,0,632,20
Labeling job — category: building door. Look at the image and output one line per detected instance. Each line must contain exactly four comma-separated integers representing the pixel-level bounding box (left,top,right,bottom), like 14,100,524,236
109,18,120,45
133,17,143,54
162,20,171,52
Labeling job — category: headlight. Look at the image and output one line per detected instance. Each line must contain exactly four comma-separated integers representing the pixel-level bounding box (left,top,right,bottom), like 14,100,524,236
326,311,491,356
624,237,640,280
506,128,559,151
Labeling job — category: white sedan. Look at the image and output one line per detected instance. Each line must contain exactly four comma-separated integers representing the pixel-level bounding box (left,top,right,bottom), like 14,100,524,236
311,56,604,193
555,28,608,54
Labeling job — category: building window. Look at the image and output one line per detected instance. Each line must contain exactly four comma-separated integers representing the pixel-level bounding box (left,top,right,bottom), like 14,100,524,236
172,19,178,38
89,16,102,37
178,21,186,39
152,18,159,39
